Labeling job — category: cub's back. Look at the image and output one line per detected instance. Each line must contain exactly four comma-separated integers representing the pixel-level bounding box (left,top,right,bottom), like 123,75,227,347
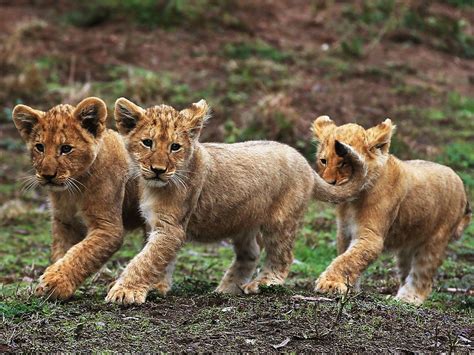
203,140,314,191
396,159,467,234
189,141,314,237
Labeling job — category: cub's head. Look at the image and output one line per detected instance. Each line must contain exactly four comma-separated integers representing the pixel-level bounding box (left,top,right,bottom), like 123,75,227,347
12,97,107,192
114,97,209,188
312,116,395,185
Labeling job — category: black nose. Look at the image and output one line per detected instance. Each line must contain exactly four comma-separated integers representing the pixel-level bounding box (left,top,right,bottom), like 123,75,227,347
42,173,56,182
150,166,167,176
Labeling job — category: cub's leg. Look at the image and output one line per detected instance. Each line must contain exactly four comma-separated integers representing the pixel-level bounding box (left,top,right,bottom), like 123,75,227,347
396,248,415,287
336,228,364,291
153,257,176,296
36,222,124,300
106,224,186,305
315,226,384,294
51,218,86,262
241,220,299,294
395,233,449,305
216,229,261,294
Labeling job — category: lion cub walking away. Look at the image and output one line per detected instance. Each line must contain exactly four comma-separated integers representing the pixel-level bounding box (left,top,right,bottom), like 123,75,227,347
312,116,471,305
106,98,367,305
12,98,144,300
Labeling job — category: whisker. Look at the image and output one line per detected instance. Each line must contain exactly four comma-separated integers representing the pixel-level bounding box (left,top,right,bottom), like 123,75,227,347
69,177,86,190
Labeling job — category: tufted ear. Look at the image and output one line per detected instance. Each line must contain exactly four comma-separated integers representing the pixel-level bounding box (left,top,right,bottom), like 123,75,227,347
312,115,336,141
180,99,210,140
114,97,144,135
366,118,395,153
73,97,107,138
12,104,44,142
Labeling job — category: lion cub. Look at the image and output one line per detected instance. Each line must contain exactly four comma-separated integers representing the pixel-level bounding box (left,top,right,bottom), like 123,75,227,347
12,98,144,300
312,116,471,305
105,98,367,304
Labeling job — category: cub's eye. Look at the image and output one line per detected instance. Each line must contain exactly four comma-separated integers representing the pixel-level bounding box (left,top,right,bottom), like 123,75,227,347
170,143,181,152
60,145,72,154
35,143,44,152
320,159,327,166
142,139,153,148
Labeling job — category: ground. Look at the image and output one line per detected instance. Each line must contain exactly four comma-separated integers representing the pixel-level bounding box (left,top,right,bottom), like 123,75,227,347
0,0,473,352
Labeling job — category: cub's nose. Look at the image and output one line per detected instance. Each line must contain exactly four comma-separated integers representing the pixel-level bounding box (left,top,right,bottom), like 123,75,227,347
150,166,167,177
42,173,57,182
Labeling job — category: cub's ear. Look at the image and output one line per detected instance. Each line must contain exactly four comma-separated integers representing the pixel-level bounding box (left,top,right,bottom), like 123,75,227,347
73,97,107,137
12,104,44,142
114,97,144,135
366,118,395,153
180,99,210,140
312,115,336,141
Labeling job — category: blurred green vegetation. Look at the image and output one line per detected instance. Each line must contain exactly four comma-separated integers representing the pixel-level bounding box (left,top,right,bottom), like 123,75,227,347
63,0,240,28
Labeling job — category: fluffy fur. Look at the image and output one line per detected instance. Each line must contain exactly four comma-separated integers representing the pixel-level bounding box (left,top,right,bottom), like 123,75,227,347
12,98,144,300
312,116,471,305
105,98,368,304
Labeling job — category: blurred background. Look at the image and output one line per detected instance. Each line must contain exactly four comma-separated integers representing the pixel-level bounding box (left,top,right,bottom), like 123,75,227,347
0,0,473,315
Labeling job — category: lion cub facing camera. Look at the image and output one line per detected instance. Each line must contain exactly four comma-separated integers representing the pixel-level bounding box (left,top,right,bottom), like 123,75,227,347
312,116,471,305
12,98,144,300
105,98,368,305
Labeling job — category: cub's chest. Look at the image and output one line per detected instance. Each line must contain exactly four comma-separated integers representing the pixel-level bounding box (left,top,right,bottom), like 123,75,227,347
338,206,359,241
50,193,87,228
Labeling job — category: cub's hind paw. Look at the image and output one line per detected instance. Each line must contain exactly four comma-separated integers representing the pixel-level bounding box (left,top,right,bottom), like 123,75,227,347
215,282,243,295
35,267,76,300
395,288,425,306
106,282,148,305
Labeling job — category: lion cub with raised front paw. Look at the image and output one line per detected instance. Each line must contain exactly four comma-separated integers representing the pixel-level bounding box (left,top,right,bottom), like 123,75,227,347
12,98,144,300
312,116,471,305
105,98,368,305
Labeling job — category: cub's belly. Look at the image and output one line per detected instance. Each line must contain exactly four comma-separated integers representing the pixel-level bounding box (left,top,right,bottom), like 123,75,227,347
186,214,260,243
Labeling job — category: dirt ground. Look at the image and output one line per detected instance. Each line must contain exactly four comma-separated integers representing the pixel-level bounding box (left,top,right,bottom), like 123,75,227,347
0,0,473,352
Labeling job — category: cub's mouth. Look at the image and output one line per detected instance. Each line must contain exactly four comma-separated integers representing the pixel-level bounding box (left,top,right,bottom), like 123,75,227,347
143,176,169,187
42,181,68,191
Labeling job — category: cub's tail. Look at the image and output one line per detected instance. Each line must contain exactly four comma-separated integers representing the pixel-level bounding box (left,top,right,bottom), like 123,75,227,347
453,199,472,241
312,141,368,204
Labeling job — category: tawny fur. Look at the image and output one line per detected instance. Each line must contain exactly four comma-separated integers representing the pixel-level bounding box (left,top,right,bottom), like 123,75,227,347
12,98,144,300
106,98,368,305
312,116,471,305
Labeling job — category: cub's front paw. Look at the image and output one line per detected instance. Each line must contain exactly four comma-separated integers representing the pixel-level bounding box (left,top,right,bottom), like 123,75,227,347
105,282,148,305
314,274,348,294
241,280,261,295
154,281,171,296
35,266,76,300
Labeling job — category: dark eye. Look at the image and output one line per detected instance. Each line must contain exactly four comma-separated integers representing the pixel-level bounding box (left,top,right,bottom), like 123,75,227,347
60,145,72,154
170,143,181,152
35,143,44,152
320,159,327,165
142,139,153,148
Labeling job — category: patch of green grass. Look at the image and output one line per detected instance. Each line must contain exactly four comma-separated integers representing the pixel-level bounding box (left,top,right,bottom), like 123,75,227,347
0,294,51,318
340,36,365,58
63,0,238,29
223,40,291,63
